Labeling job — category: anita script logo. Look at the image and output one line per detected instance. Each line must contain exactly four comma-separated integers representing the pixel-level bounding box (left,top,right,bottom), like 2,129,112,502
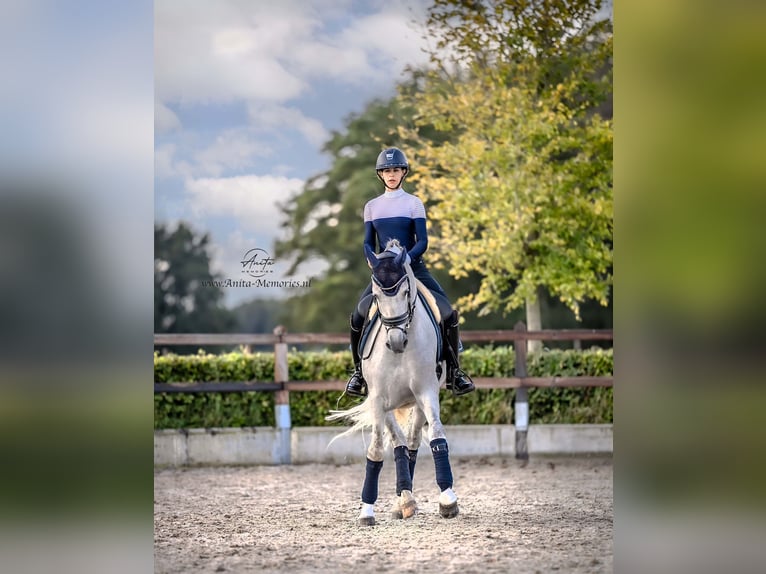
240,248,276,278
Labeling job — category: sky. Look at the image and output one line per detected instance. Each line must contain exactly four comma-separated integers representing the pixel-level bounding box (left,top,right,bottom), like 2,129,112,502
154,0,434,307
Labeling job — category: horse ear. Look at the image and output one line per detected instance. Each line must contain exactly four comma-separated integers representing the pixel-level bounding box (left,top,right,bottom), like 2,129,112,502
364,244,380,268
394,247,407,267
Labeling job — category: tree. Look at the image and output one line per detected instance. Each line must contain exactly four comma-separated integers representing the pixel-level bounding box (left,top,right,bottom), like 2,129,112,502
398,0,613,347
230,298,286,334
154,221,235,351
273,94,513,333
274,98,413,332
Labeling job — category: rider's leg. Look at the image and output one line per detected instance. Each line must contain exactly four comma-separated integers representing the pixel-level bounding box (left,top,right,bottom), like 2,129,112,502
410,262,448,299
345,310,367,397
444,310,475,396
410,264,474,395
346,286,373,398
410,263,464,348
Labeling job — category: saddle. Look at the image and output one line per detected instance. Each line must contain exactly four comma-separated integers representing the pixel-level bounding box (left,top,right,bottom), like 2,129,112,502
357,280,451,361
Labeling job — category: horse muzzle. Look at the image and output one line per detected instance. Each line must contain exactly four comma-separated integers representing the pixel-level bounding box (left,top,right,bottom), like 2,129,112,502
385,328,408,353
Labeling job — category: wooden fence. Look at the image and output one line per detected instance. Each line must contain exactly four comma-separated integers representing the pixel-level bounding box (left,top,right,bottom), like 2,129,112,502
154,322,613,462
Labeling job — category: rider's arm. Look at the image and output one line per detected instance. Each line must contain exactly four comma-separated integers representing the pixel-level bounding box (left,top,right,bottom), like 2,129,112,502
410,218,427,260
409,197,428,260
364,220,377,254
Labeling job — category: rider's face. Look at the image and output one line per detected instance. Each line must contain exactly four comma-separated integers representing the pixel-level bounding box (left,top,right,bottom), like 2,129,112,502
380,167,404,189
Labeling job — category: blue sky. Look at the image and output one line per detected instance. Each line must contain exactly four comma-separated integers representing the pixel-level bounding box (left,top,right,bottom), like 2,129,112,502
154,0,433,307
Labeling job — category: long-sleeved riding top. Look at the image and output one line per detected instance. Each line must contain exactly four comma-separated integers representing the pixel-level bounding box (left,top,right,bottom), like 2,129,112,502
363,188,428,261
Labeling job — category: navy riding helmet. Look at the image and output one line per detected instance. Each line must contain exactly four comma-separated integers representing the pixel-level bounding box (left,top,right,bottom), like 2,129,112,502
375,147,409,186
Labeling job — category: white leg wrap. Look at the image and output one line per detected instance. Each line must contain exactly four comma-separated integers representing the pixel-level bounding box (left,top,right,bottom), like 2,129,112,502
358,503,375,519
438,487,457,506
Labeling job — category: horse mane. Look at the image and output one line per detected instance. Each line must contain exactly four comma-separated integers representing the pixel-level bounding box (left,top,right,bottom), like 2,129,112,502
383,238,403,254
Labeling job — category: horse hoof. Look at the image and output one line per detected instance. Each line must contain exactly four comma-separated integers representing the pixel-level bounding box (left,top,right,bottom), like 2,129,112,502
399,490,418,519
391,508,403,520
401,500,417,519
358,516,376,526
439,501,459,519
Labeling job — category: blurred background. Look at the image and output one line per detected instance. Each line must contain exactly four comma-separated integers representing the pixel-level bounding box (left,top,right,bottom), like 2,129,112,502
0,0,154,573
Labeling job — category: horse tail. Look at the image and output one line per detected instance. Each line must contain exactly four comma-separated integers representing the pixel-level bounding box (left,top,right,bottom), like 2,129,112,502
325,400,375,446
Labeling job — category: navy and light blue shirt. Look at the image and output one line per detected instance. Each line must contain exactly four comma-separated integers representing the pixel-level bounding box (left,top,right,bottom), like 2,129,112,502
363,188,428,261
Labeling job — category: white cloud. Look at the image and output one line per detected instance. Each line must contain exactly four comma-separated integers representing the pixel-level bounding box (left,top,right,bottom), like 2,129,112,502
154,0,434,185
185,174,303,240
153,143,194,181
193,129,273,176
155,1,315,104
247,103,328,147
155,0,431,105
156,130,274,179
154,143,177,179
291,5,431,86
338,9,431,76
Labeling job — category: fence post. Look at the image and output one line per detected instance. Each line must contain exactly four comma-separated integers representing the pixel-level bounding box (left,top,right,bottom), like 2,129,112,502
513,321,529,462
273,325,291,464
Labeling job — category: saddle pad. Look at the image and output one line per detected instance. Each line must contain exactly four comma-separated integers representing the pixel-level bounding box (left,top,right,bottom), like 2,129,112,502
358,291,443,362
414,278,442,324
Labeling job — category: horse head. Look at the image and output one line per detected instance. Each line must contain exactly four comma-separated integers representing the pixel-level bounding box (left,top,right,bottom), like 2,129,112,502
365,242,415,353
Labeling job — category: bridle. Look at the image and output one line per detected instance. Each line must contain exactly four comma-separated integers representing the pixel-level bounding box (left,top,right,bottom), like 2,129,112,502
372,272,416,347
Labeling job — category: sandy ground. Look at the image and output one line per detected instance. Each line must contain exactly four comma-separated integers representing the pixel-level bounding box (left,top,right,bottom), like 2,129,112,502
154,455,613,574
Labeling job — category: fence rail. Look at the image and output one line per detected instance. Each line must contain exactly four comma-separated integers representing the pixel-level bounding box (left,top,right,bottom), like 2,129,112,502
154,322,613,463
153,328,613,347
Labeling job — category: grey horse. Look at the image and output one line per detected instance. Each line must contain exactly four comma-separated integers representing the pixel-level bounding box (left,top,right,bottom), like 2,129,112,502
328,239,459,526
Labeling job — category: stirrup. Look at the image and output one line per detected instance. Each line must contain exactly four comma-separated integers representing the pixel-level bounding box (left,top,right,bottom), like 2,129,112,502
446,369,475,396
345,369,368,398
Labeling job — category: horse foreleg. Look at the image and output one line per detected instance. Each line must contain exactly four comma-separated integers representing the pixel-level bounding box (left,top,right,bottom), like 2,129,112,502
392,445,417,519
386,413,417,520
358,424,386,526
430,438,459,518
420,393,459,519
359,458,382,526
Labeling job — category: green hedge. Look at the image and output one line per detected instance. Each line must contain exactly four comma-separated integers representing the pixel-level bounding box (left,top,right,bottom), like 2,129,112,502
154,347,613,429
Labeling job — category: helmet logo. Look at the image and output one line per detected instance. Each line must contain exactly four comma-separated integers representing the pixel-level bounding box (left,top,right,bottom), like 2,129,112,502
386,152,394,160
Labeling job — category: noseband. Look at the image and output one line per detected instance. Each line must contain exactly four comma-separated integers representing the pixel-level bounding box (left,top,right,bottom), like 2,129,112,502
372,273,415,343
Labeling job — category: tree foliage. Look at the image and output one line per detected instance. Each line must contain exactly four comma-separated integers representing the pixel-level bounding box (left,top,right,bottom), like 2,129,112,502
273,95,522,333
399,0,613,319
154,222,235,339
230,297,286,334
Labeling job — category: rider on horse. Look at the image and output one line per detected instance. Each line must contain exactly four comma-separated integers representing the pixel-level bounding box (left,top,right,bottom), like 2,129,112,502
345,147,475,398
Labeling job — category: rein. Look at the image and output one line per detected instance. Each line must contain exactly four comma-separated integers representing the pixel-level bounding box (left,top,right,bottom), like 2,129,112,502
371,272,417,350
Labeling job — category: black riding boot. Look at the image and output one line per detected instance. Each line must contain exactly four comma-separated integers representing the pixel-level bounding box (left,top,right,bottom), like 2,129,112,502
345,314,367,398
444,311,475,396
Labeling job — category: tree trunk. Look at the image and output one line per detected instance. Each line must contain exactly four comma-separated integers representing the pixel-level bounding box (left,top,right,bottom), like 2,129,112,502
525,288,543,354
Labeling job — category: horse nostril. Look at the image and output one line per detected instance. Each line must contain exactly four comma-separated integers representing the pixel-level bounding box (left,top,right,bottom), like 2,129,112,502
386,342,391,350
403,339,408,348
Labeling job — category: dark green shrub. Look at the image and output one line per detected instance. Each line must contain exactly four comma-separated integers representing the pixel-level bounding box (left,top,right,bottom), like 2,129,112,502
154,347,612,428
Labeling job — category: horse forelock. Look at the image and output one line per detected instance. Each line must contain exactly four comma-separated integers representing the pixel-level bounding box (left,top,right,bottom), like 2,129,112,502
383,238,403,254
372,257,406,289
